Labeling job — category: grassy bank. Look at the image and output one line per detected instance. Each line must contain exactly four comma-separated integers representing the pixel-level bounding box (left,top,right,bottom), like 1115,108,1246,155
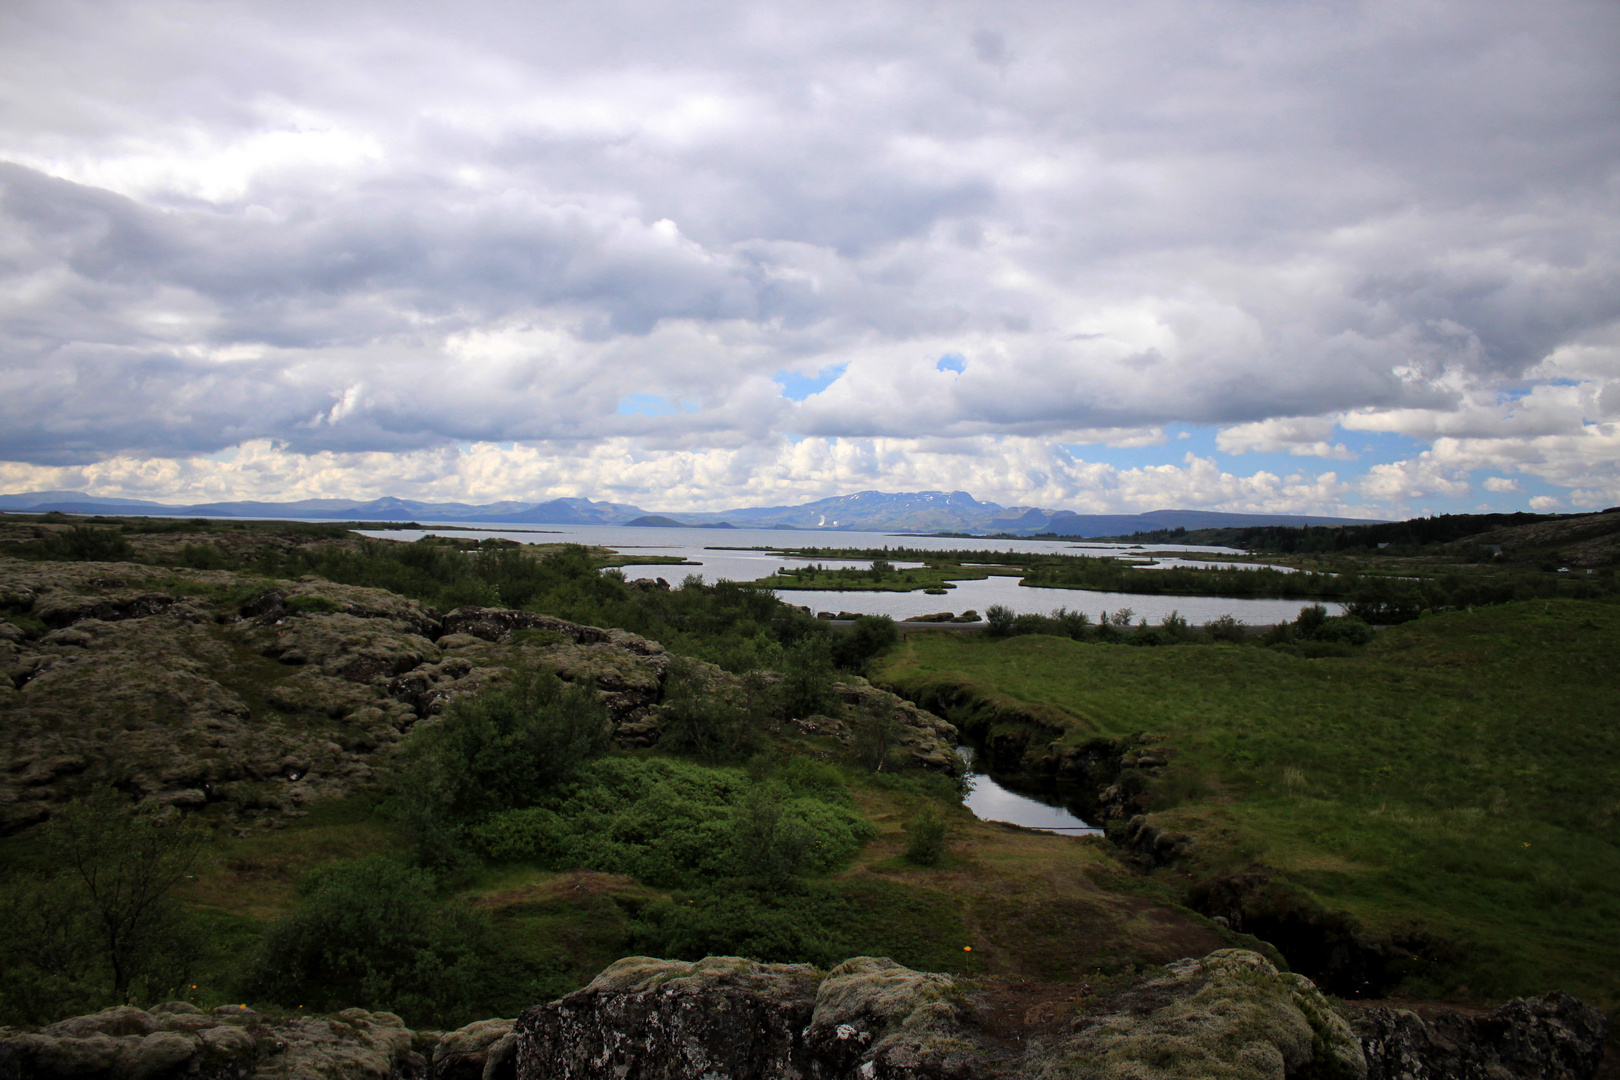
874,599,1620,1008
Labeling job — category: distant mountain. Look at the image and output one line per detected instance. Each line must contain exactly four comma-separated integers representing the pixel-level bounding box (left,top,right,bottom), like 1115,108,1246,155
0,488,1380,535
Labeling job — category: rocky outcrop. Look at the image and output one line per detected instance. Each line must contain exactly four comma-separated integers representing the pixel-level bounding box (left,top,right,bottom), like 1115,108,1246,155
833,677,963,773
516,956,821,1079
514,954,978,1080
0,1002,425,1080
2,560,965,832
1108,813,1195,870
1353,992,1609,1080
428,1018,516,1080
6,953,1605,1080
513,950,1372,1080
1039,949,1366,1080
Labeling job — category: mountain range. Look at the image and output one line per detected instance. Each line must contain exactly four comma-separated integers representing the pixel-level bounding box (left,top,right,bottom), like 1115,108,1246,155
0,489,1379,537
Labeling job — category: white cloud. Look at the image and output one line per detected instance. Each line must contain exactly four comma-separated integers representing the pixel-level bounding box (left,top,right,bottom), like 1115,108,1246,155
1215,416,1356,459
0,438,1375,517
1482,476,1519,493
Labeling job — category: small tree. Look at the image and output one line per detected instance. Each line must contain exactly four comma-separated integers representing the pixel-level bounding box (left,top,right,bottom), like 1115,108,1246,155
830,615,898,671
851,703,907,772
780,635,838,718
731,786,813,895
390,669,610,866
43,787,206,1002
659,658,768,763
904,806,948,866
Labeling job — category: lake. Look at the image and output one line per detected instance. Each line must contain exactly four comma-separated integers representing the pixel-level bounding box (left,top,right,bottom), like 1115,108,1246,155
357,521,1341,625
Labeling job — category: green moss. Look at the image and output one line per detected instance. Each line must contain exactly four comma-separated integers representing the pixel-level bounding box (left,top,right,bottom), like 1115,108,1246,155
284,595,342,614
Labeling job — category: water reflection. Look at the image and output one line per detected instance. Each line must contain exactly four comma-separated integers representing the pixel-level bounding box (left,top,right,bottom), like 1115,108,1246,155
958,746,1102,836
356,521,1338,624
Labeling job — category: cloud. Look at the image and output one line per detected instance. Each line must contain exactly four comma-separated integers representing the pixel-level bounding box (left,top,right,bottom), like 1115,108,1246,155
1215,417,1356,459
0,437,1376,518
1,0,1618,511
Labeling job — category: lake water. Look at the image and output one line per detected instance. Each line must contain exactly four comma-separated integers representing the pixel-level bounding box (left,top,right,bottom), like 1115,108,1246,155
958,745,1103,835
357,521,1340,626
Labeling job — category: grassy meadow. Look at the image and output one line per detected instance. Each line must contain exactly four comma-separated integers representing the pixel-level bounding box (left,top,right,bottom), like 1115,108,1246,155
874,598,1620,1008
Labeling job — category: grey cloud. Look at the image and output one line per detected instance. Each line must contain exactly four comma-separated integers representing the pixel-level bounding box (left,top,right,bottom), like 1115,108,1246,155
0,0,1617,467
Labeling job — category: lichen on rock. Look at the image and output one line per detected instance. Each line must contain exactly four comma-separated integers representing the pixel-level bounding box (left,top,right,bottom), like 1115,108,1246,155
1033,949,1366,1080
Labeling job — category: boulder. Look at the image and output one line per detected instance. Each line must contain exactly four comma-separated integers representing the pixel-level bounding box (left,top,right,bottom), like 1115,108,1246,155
431,1018,516,1080
514,956,820,1079
806,956,978,1077
1034,949,1366,1080
1354,990,1608,1080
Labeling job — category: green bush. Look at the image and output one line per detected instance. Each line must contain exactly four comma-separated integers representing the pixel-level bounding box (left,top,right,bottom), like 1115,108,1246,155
284,595,342,614
390,670,611,866
849,703,907,772
780,636,838,718
656,658,771,763
175,542,230,570
240,857,522,1027
831,615,899,671
465,758,873,892
36,526,134,562
904,806,948,866
0,787,207,1024
630,889,840,967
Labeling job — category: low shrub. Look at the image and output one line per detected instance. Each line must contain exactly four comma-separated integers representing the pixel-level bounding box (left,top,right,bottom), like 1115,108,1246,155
904,806,948,866
389,670,611,866
465,758,874,892
240,857,528,1027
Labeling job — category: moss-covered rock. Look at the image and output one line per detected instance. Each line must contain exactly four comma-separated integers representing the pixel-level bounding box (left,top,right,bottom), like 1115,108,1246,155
0,1003,426,1080
516,956,821,1079
807,956,979,1077
1034,949,1365,1080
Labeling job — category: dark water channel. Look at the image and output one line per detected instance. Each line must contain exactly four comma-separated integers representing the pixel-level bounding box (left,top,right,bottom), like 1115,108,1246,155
957,745,1102,836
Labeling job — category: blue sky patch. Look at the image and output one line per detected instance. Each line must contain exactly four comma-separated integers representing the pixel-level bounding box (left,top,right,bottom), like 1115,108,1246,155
774,364,848,401
936,353,966,374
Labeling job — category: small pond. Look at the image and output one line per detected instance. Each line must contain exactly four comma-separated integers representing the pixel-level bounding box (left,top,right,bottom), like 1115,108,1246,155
958,745,1103,836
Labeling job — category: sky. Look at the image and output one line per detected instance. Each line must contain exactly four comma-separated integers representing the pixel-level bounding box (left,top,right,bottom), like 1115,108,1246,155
1,0,1618,518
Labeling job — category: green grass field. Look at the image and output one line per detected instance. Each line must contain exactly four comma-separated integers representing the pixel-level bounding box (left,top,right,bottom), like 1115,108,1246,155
875,599,1620,1008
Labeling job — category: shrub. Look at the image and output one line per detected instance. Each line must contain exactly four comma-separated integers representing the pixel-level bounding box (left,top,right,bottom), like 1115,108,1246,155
1050,607,1092,639
630,889,839,967
1294,604,1329,638
284,594,342,614
1312,615,1375,646
240,857,516,1027
849,703,907,772
390,669,610,866
780,636,838,718
468,758,874,892
831,615,899,671
1208,614,1247,643
38,527,134,562
657,658,770,763
175,542,230,570
904,806,948,866
984,604,1016,637
0,787,207,1023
